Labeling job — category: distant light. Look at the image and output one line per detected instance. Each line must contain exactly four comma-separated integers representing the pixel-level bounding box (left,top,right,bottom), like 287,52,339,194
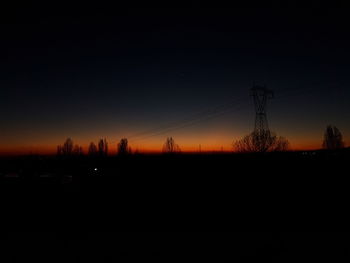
94,168,98,171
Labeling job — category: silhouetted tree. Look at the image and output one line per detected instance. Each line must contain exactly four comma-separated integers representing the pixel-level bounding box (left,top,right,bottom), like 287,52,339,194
322,125,345,150
62,138,74,155
163,137,181,153
88,142,98,156
234,131,290,153
117,138,131,155
274,136,290,152
57,138,76,156
98,138,108,156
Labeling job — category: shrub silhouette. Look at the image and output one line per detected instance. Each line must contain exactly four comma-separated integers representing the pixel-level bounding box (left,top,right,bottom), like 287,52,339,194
57,138,84,156
63,138,74,155
117,138,131,155
98,138,108,156
57,138,74,156
88,142,98,156
322,125,345,150
163,137,181,153
234,130,289,153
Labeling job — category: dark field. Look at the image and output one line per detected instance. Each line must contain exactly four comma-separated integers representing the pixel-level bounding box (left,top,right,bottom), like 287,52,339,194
1,151,349,259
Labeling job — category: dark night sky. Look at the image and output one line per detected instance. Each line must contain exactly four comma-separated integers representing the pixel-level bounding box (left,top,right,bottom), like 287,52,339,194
1,4,350,154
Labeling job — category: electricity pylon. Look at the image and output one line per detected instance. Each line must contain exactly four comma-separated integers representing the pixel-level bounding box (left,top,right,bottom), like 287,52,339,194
250,85,274,134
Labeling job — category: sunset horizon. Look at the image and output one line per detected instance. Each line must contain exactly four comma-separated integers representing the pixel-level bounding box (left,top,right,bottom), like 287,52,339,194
1,4,350,259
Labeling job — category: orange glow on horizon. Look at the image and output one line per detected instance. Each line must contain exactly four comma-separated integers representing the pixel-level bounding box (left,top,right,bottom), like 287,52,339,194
0,139,329,156
0,126,345,155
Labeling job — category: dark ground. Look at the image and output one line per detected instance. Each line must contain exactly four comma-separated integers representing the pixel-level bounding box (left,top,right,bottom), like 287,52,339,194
0,150,349,260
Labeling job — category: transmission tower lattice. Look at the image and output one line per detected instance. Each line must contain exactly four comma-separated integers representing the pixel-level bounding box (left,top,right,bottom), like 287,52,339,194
250,85,274,134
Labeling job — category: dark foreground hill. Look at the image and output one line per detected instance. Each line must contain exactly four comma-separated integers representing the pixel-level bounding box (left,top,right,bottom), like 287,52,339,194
0,150,349,259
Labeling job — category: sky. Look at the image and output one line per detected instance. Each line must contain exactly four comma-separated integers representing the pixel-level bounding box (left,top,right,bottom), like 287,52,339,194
1,5,350,154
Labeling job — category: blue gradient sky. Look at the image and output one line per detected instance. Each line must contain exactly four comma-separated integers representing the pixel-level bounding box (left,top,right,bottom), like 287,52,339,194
1,6,349,154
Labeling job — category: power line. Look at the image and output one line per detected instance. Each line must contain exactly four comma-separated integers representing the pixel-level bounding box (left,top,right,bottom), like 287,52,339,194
106,94,248,146
109,85,321,145
129,102,246,142
127,94,248,139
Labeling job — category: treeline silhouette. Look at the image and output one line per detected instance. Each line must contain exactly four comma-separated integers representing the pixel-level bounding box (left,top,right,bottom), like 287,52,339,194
233,125,346,153
57,138,114,157
56,136,184,157
55,125,346,157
